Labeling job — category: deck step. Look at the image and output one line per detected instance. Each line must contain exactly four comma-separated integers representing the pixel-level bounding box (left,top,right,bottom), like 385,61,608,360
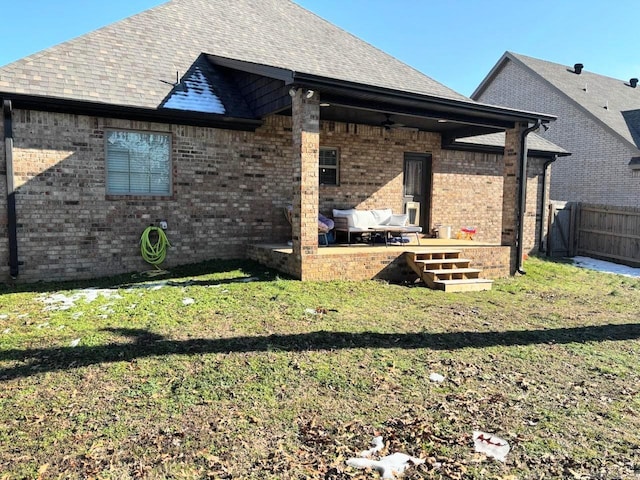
433,278,494,292
426,267,482,277
415,258,472,268
404,250,492,292
413,250,462,261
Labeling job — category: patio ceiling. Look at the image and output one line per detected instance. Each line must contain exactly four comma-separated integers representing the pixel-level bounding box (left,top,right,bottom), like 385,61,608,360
290,73,557,141
316,103,499,138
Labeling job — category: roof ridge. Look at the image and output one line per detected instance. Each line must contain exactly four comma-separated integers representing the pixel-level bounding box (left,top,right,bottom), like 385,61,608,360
0,0,471,108
290,0,466,101
508,51,634,84
506,51,640,152
0,1,172,71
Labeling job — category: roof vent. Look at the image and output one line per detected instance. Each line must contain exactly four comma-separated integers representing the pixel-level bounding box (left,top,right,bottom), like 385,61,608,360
630,78,638,88
574,63,584,74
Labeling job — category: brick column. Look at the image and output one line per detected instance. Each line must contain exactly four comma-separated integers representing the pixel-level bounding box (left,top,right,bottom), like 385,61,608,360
291,88,320,279
502,122,527,274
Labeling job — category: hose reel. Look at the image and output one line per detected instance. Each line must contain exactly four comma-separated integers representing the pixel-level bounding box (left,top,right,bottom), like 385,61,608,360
140,226,171,268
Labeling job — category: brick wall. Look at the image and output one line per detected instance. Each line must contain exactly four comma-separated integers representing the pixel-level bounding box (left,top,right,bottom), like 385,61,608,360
247,244,512,282
3,109,540,283
435,149,504,242
291,89,320,277
318,122,440,215
318,122,515,244
476,60,640,207
0,112,7,280
524,156,548,254
8,111,294,282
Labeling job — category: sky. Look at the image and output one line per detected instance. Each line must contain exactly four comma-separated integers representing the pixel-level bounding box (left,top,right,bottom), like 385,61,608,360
0,0,638,97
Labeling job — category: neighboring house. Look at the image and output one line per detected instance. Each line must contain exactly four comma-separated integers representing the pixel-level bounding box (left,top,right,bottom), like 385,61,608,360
472,51,640,207
0,0,562,284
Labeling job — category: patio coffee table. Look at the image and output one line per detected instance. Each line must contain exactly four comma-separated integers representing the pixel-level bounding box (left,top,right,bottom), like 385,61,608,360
368,226,422,246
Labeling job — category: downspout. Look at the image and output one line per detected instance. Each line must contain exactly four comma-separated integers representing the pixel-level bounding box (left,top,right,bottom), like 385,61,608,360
3,100,18,279
538,154,558,254
516,119,542,275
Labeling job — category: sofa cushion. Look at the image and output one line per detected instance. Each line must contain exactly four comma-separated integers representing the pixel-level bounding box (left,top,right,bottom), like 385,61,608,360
333,208,409,230
352,210,377,228
371,209,392,225
385,214,408,227
332,209,357,227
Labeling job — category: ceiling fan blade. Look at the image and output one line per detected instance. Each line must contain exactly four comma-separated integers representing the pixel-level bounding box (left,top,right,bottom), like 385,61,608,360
381,114,404,129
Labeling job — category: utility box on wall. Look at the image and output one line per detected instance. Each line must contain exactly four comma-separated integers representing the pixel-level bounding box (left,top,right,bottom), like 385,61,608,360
405,201,420,226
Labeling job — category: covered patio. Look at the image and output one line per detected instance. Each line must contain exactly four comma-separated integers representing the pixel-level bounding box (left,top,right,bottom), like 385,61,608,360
199,58,559,283
253,77,556,282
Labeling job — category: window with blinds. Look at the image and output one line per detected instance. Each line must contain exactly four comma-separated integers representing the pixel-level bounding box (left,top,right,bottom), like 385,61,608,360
105,130,171,195
319,147,339,185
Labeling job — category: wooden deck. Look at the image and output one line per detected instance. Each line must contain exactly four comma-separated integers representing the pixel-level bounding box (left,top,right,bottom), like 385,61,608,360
247,239,512,283
259,237,486,255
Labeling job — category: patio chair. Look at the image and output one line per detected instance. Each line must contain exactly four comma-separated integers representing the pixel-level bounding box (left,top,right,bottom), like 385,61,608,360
284,206,329,246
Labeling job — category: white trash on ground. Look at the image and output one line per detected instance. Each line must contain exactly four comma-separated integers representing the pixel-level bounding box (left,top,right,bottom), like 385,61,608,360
347,453,425,479
429,372,445,383
346,436,425,479
69,338,81,347
182,298,195,306
358,436,384,457
473,431,510,462
304,307,328,315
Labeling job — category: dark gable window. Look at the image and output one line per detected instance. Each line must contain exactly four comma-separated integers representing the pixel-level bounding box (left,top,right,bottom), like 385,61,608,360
106,130,172,196
319,147,339,186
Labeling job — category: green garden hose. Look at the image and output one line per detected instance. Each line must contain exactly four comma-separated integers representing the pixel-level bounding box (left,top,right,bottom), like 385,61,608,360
140,226,171,268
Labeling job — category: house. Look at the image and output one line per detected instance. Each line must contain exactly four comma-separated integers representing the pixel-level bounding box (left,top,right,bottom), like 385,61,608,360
0,0,563,285
472,51,640,208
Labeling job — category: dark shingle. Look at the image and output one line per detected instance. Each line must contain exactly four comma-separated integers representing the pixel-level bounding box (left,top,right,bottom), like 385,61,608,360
454,131,569,155
507,52,640,149
159,55,254,118
0,0,467,109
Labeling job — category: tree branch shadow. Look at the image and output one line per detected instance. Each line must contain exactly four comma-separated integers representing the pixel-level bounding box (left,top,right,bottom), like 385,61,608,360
1,323,638,381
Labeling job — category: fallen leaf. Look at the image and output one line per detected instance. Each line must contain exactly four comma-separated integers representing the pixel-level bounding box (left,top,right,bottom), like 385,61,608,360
37,464,49,479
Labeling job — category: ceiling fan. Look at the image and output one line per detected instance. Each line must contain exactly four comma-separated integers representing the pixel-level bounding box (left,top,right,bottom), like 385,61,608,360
380,113,418,132
381,113,405,130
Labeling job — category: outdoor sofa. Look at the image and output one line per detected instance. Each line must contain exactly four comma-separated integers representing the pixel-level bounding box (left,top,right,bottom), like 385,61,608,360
332,208,422,245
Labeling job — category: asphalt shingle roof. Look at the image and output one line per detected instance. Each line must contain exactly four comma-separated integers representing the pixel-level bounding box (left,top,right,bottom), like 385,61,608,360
505,52,640,149
454,131,569,155
0,0,467,110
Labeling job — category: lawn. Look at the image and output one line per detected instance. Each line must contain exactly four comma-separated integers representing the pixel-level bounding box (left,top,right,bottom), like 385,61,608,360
0,257,638,479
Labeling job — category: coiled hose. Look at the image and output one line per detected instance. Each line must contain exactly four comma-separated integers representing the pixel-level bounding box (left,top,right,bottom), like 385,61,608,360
140,226,171,268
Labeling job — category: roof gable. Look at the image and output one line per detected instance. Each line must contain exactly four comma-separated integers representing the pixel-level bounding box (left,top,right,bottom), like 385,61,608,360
474,52,640,151
160,55,255,117
0,0,467,110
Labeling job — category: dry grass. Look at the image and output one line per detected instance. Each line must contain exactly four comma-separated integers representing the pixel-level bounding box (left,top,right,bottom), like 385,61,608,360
0,256,639,479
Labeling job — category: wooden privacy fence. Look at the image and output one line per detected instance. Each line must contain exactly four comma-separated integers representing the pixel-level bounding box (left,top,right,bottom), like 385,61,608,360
577,204,640,266
547,202,640,266
547,202,577,258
